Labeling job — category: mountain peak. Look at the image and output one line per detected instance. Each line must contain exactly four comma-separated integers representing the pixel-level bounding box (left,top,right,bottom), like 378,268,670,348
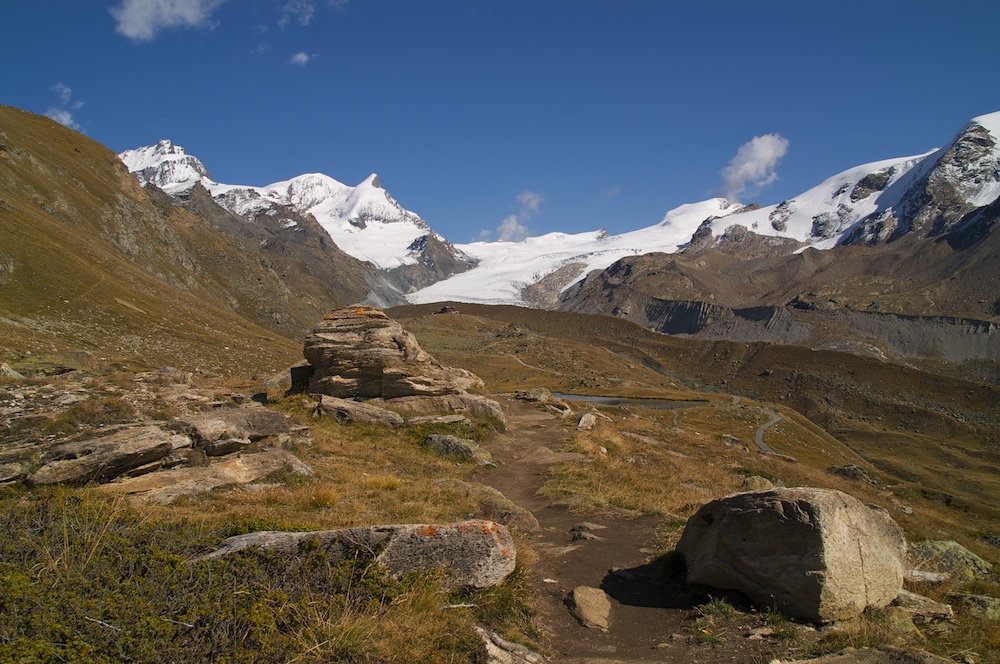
118,139,211,194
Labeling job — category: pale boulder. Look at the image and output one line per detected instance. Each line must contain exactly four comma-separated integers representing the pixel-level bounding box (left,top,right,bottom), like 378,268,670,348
191,519,516,589
676,487,905,623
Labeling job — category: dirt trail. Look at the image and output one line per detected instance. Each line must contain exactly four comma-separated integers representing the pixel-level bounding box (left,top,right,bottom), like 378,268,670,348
473,396,820,663
475,397,698,663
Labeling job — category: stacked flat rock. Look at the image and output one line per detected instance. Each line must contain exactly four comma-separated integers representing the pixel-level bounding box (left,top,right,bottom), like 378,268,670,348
303,306,483,399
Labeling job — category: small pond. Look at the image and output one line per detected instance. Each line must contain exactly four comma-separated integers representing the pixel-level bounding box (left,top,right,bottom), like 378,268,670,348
551,393,707,410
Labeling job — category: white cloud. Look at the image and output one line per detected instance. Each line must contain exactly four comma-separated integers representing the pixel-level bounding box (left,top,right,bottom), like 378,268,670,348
289,51,314,66
602,185,622,199
479,189,544,242
252,42,271,56
516,190,544,217
110,0,228,42
51,82,73,105
45,83,84,131
496,215,530,242
45,108,81,131
279,0,315,28
719,133,790,202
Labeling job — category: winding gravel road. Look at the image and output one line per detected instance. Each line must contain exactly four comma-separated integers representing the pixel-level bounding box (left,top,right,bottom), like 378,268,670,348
754,409,781,454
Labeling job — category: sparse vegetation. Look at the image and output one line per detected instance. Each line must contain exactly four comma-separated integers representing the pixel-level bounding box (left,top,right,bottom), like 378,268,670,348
0,486,521,663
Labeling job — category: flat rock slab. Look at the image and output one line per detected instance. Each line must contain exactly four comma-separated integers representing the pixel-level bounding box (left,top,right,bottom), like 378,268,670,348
677,487,905,623
190,519,516,589
907,540,996,582
28,425,192,485
182,405,290,453
891,589,953,624
385,393,506,424
423,434,496,466
101,448,313,503
315,395,405,427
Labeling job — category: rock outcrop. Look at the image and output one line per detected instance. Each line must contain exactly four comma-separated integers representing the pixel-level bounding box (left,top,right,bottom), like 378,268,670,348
28,425,192,486
676,487,906,623
303,306,505,423
304,306,482,399
102,448,314,504
191,519,516,590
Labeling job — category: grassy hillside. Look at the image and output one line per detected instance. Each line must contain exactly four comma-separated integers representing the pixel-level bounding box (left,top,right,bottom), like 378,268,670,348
392,303,1000,563
0,105,401,376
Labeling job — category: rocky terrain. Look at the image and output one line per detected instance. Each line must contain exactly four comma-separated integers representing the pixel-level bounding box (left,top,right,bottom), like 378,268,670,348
2,103,1000,662
3,307,999,662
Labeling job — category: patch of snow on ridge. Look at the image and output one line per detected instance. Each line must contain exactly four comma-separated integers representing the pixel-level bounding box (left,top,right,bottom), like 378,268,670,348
706,153,931,250
119,143,440,270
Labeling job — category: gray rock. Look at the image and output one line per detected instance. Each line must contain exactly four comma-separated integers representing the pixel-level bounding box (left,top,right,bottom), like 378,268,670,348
386,393,506,424
190,519,516,589
577,412,598,431
423,434,496,466
102,448,313,504
676,487,905,623
903,569,951,585
827,464,880,485
907,540,996,582
567,585,611,630
436,479,539,532
952,593,1000,620
741,475,776,491
0,462,23,483
28,425,192,485
315,395,405,427
891,589,953,624
182,405,290,455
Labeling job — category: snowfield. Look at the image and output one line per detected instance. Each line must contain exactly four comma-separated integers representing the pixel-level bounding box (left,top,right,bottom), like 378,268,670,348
121,111,1000,307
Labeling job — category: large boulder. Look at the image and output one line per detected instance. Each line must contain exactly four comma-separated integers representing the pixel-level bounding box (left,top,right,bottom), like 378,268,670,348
676,487,905,623
190,519,516,590
303,306,482,399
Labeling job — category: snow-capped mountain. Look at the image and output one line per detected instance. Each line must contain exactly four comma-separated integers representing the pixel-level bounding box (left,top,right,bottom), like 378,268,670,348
409,111,1000,307
119,140,473,281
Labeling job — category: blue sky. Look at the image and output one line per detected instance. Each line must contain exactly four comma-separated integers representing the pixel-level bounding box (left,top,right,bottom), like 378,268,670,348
6,0,1000,243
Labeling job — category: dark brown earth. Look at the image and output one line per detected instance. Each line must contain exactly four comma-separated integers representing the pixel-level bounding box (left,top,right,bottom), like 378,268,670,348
474,396,827,663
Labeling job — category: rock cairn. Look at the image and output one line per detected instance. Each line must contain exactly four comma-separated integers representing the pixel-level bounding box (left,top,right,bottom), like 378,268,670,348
303,306,505,423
